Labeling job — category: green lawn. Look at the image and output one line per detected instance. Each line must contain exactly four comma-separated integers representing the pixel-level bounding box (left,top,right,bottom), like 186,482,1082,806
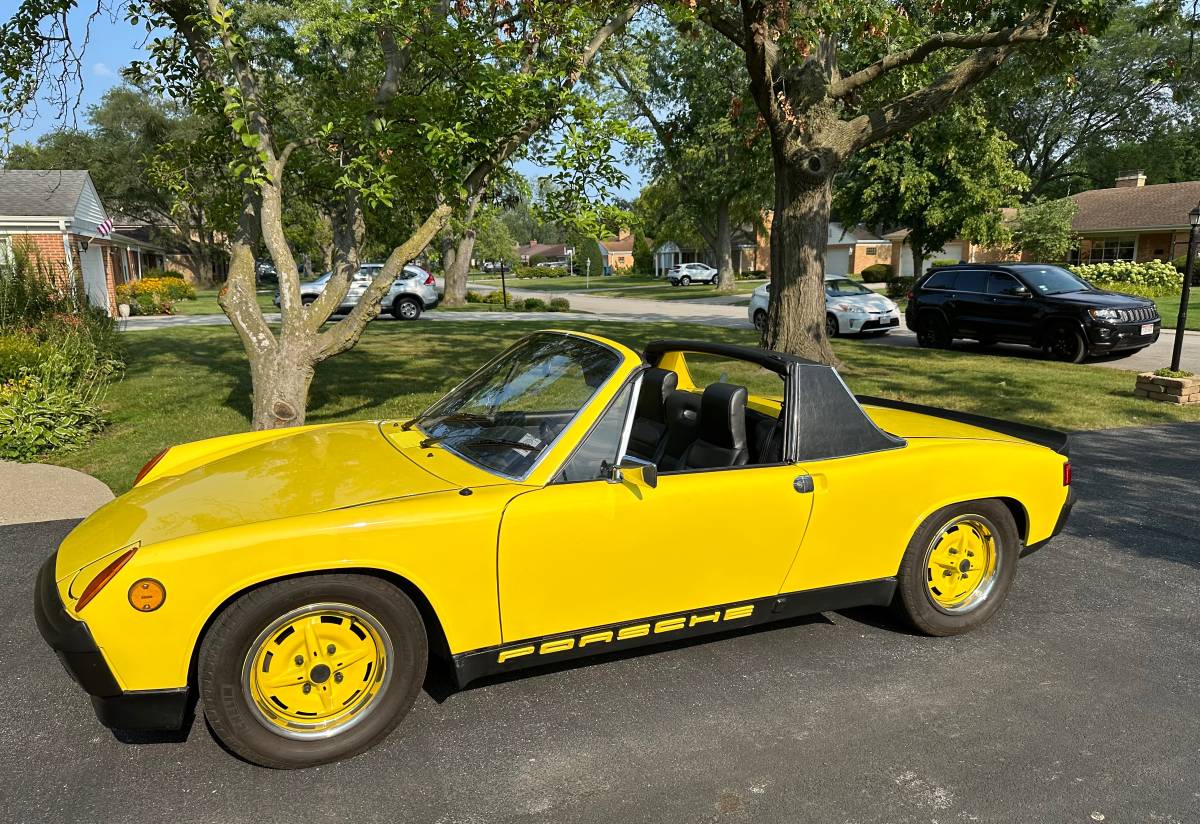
1153,293,1200,332
172,288,278,316
591,281,766,301
55,320,1200,494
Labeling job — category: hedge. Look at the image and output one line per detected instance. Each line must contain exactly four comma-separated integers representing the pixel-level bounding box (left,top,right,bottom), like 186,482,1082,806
1068,260,1181,297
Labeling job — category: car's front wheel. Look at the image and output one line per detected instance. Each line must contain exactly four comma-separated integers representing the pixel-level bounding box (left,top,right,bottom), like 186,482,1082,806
893,500,1019,635
680,275,692,286
825,313,839,338
199,574,427,769
1045,323,1086,363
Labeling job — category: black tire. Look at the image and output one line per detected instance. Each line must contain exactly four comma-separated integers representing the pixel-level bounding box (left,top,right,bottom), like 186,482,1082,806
893,499,1020,636
391,296,422,321
916,311,952,349
1045,323,1086,363
199,574,427,769
753,309,767,333
680,275,692,286
825,313,839,338
300,295,316,306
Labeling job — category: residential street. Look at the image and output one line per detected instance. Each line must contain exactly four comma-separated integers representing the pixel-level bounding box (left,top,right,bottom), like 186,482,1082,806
118,281,1200,373
7,422,1199,823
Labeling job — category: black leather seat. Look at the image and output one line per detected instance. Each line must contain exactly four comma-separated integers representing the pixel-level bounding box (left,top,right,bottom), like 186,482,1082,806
626,368,679,463
658,390,701,471
679,383,750,470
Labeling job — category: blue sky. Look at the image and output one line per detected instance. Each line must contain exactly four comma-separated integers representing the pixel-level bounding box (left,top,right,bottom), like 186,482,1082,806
10,7,645,199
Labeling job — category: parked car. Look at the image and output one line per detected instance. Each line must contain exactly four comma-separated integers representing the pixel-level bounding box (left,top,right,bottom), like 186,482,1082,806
668,262,719,285
274,263,439,320
905,263,1161,362
37,331,1072,768
748,276,901,336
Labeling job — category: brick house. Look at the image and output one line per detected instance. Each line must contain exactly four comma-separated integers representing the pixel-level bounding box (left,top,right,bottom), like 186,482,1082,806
0,170,168,316
1067,172,1200,264
598,230,637,272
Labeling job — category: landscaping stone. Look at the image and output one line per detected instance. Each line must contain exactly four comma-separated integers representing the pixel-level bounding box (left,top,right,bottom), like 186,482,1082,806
1135,373,1200,405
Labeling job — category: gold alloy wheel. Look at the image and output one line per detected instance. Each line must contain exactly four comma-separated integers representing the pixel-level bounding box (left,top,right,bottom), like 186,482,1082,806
923,516,1000,614
242,603,393,740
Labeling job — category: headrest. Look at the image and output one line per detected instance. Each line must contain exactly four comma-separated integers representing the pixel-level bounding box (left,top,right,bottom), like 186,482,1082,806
664,389,700,427
698,383,747,449
637,368,678,420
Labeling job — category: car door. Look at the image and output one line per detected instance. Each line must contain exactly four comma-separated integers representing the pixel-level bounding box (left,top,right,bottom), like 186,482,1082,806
984,271,1038,342
944,269,989,337
344,266,379,307
495,382,814,642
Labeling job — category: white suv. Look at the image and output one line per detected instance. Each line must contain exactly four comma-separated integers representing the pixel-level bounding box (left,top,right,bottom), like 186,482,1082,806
277,264,440,320
667,262,719,286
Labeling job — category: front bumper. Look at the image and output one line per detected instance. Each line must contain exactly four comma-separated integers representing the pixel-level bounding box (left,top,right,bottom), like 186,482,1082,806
34,555,190,731
1086,320,1161,353
839,311,901,333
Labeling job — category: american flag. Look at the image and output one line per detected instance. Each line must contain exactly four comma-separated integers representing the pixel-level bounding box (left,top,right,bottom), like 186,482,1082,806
97,217,114,237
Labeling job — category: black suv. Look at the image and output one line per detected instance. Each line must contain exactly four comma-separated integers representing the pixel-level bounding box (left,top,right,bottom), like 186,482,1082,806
905,263,1161,362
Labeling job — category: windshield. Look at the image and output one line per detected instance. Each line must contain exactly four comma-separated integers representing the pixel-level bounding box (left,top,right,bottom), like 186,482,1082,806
413,333,622,479
1010,265,1091,296
825,278,873,297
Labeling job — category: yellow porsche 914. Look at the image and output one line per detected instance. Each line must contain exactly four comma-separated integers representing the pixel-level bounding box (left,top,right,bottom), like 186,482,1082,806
36,331,1073,768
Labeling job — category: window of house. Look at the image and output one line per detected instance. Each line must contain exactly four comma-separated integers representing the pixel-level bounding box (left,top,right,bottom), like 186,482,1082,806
1086,237,1136,263
864,246,877,256
0,235,12,265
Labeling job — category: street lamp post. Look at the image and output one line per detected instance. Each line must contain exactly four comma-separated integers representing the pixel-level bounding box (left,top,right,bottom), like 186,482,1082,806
1170,203,1200,372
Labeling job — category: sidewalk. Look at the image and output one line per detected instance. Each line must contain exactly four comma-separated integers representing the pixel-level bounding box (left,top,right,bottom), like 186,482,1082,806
0,462,113,526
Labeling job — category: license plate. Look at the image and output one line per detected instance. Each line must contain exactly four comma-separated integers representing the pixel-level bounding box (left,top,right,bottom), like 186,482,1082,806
1141,323,1154,336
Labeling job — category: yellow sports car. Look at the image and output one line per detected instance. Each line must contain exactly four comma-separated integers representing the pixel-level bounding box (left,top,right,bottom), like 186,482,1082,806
36,331,1073,768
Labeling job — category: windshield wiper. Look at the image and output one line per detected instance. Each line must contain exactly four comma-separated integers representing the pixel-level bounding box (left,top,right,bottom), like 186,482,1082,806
458,438,543,453
404,410,492,433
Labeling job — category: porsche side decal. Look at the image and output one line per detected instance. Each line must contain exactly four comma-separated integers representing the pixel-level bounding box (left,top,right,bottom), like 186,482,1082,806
450,578,897,688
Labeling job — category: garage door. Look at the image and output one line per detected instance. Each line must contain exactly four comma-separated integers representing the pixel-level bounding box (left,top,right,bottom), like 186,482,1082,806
78,245,110,313
825,247,850,277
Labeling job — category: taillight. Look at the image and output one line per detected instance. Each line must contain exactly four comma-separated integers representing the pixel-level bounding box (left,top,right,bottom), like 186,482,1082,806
1063,462,1072,486
423,273,435,286
134,448,168,486
906,291,914,301
75,548,137,612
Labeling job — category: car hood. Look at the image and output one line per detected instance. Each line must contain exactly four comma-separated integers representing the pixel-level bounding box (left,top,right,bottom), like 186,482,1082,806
827,292,895,311
1042,289,1153,308
55,422,454,579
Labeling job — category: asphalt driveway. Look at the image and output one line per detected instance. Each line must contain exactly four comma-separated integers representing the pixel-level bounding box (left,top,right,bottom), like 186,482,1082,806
4,422,1199,823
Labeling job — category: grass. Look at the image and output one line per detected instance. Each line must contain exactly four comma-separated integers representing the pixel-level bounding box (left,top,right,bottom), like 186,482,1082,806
172,288,278,316
474,274,767,302
1152,292,1200,332
472,274,656,292
55,319,1200,494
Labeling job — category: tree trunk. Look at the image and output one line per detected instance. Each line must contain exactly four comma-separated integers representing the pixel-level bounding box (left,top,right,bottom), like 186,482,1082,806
442,197,480,308
715,199,735,291
248,338,317,429
763,163,838,365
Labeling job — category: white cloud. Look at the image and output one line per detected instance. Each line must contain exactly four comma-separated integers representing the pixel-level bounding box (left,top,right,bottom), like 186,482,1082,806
92,63,117,79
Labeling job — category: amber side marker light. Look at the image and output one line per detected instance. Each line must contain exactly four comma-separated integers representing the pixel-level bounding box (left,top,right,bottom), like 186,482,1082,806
75,549,137,612
128,578,166,612
134,447,169,485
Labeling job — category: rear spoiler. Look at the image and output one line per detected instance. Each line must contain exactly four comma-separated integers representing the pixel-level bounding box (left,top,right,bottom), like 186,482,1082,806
856,395,1070,456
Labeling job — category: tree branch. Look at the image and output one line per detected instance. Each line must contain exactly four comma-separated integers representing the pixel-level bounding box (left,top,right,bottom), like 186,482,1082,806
829,3,1059,100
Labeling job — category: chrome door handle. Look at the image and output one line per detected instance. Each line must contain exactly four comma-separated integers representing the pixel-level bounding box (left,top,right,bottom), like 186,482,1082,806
793,474,814,494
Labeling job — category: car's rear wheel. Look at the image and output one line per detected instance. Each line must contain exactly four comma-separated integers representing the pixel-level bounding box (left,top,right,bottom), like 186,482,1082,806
753,309,767,333
825,313,839,338
1045,323,1086,363
391,296,422,321
300,295,316,306
916,312,952,349
893,500,1019,635
680,275,692,286
199,574,427,769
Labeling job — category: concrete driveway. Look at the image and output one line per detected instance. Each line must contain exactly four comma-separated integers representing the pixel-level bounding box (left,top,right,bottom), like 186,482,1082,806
7,422,1199,823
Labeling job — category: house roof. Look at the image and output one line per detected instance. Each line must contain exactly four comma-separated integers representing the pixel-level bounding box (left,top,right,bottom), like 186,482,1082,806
0,169,91,217
829,222,884,246
516,241,567,259
600,236,636,254
1071,181,1200,233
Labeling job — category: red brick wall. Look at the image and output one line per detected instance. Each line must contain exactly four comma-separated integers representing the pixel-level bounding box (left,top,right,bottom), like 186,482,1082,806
10,233,80,293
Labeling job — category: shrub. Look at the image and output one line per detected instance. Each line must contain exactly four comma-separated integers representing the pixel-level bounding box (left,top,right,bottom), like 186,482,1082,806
736,269,767,280
548,297,571,312
1069,260,1180,297
0,333,54,381
142,267,186,280
0,356,106,460
860,263,893,282
886,276,915,299
930,258,959,268
115,276,197,314
1154,367,1194,378
521,297,548,312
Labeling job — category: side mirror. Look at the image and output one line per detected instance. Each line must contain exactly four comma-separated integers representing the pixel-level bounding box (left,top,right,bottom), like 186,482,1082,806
606,456,658,488
1011,285,1030,297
